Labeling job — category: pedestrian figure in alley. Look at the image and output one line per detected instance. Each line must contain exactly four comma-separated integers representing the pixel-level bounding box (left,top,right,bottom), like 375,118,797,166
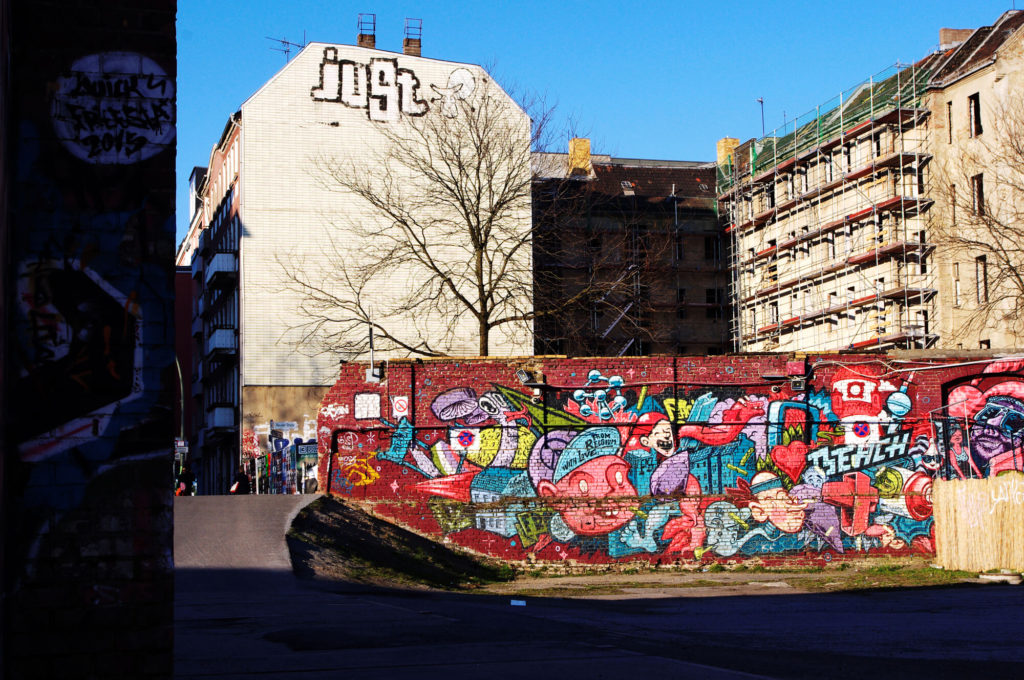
177,463,196,496
230,465,251,494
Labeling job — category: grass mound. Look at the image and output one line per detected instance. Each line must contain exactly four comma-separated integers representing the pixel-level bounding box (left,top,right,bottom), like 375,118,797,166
287,495,515,590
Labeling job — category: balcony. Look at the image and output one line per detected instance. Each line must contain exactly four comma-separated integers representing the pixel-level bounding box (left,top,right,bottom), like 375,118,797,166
191,313,203,337
206,328,237,355
205,252,237,288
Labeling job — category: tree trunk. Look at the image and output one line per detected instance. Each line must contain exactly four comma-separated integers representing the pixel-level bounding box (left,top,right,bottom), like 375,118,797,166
479,317,489,356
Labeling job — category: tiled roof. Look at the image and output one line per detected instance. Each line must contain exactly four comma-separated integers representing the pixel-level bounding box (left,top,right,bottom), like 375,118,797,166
590,163,716,201
932,10,1024,86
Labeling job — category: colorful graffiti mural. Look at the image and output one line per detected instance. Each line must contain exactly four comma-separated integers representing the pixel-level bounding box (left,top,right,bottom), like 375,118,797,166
317,357,1024,564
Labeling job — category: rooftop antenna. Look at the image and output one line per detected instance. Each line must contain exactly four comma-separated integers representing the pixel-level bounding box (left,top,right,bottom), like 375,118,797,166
756,97,765,137
266,32,306,62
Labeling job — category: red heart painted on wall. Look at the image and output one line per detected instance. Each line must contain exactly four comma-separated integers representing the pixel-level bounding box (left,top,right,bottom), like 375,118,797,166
770,440,808,483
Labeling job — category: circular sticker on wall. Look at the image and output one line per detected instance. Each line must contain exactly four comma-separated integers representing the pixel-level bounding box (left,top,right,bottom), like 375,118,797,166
51,52,175,164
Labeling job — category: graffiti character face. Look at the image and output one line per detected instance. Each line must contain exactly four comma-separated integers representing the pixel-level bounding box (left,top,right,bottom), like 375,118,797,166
969,396,1024,463
703,501,749,557
748,473,809,534
919,443,944,472
641,419,675,456
537,456,636,536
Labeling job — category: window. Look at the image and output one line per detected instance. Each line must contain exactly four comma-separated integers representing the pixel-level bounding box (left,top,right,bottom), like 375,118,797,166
951,184,956,223
625,224,647,263
827,233,836,260
706,288,724,320
971,174,984,216
979,339,991,349
968,93,982,137
874,134,882,158
676,288,687,319
768,301,779,325
976,255,988,303
704,235,721,262
918,231,928,275
843,145,852,173
766,186,776,209
953,262,961,306
946,101,953,143
917,310,930,336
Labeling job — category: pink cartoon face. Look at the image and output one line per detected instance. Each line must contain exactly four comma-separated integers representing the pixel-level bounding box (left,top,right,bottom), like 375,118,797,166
640,420,676,456
749,487,809,534
537,456,637,536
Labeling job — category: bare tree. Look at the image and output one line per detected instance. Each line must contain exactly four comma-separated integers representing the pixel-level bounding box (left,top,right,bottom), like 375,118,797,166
931,95,1024,341
277,76,644,360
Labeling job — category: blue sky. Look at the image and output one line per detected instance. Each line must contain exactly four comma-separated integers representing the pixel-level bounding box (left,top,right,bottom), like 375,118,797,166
176,0,1015,242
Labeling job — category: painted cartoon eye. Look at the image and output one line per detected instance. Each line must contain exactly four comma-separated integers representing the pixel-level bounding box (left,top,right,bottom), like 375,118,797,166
578,479,589,493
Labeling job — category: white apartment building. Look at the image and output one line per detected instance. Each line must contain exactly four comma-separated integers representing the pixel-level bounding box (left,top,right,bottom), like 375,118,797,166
177,27,532,492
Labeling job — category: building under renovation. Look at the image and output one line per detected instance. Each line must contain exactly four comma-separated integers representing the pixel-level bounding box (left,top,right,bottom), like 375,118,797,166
718,57,942,353
718,10,1024,353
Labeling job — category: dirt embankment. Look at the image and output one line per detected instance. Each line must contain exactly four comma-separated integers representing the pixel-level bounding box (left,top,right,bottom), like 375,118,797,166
287,495,514,589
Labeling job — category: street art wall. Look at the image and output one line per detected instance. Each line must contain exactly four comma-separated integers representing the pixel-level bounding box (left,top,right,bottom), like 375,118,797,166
3,1,176,676
318,355,1024,565
242,386,325,496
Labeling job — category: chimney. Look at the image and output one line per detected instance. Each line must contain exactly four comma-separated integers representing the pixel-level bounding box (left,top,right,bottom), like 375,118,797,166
568,138,592,177
357,13,376,49
717,137,740,168
939,27,973,51
403,18,422,56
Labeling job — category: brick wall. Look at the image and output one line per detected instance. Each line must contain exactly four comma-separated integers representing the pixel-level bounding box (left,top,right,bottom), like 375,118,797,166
316,353,1024,566
3,1,176,677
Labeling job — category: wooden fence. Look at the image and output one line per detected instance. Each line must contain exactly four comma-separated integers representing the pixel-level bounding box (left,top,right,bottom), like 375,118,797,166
934,475,1024,572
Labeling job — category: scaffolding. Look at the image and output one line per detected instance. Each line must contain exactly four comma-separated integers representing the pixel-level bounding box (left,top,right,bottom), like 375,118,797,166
718,56,944,353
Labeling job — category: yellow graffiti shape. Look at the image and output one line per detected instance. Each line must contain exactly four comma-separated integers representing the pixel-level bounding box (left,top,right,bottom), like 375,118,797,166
664,398,694,423
341,451,380,487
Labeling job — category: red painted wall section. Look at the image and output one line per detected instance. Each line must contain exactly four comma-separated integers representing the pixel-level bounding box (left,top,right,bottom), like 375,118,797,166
317,355,1024,565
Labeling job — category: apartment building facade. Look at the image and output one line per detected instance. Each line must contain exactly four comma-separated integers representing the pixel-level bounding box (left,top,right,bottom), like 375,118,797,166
926,11,1024,350
534,143,729,356
177,30,533,493
719,11,1024,354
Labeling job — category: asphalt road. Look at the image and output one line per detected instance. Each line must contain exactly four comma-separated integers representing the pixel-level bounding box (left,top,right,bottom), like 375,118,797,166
174,495,1024,679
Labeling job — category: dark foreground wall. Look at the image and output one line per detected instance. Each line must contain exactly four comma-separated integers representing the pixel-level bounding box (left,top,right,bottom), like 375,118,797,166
3,1,176,677
318,354,1023,566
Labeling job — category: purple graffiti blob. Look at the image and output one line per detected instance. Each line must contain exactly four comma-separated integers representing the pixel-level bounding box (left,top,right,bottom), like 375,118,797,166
528,430,578,488
431,387,488,424
650,454,690,495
